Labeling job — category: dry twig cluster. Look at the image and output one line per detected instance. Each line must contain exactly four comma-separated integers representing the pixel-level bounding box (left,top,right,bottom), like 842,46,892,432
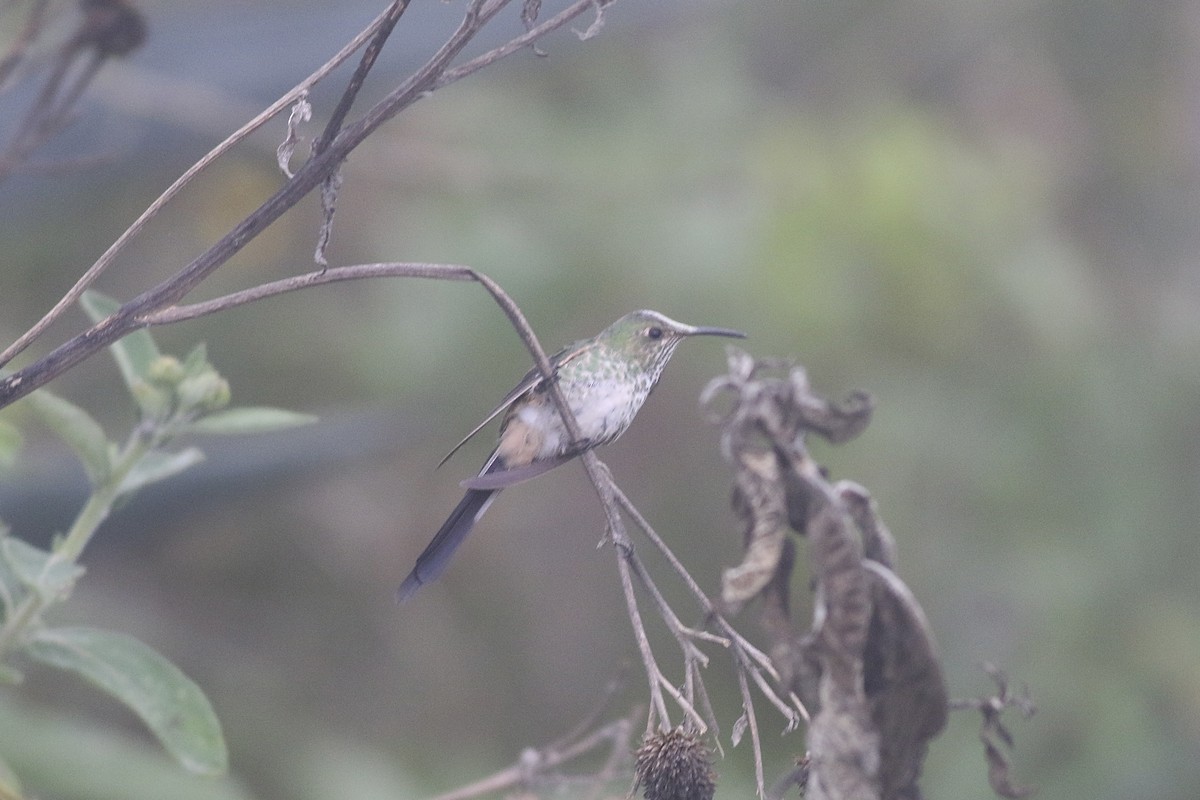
0,0,617,407
702,352,951,799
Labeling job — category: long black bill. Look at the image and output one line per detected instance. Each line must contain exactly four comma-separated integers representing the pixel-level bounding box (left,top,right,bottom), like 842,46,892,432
684,325,747,339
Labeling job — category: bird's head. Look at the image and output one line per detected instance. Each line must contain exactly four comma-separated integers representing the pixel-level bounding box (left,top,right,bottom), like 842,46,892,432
598,309,746,378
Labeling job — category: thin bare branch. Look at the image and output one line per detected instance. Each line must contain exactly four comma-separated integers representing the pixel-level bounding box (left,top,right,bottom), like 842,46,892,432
434,0,611,87
135,263,476,327
312,0,411,159
609,481,808,726
611,483,715,607
425,713,636,800
455,268,556,384
310,0,412,263
612,528,673,734
622,552,710,668
736,666,768,799
545,667,630,753
622,552,711,731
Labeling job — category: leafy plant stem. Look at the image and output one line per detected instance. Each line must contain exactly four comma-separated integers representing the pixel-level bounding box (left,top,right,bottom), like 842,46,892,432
0,426,154,660
0,585,39,663
55,422,157,563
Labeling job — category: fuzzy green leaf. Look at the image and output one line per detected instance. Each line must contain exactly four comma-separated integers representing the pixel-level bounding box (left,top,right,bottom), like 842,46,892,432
0,750,22,800
80,291,162,410
183,407,318,436
25,626,227,775
182,342,209,377
0,535,84,600
117,448,205,497
0,525,23,620
0,421,20,471
25,391,111,485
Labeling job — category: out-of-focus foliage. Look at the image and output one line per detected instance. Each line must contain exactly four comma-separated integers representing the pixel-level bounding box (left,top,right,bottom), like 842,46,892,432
0,289,319,796
1,1,1198,799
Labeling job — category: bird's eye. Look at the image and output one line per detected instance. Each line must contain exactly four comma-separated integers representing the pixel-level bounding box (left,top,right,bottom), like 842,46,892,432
647,326,663,340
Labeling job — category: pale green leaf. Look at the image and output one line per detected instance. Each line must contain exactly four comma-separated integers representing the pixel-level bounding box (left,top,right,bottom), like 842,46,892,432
182,342,209,377
183,407,318,436
25,390,111,485
0,534,84,599
0,694,250,799
0,750,21,800
25,626,227,775
80,291,162,409
0,663,22,685
0,421,20,471
117,448,204,497
0,525,22,619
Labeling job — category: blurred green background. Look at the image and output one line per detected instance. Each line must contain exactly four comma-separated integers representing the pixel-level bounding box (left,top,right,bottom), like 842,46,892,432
2,1,1199,798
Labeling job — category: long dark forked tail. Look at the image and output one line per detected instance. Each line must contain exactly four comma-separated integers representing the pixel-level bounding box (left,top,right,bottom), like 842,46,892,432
396,455,502,602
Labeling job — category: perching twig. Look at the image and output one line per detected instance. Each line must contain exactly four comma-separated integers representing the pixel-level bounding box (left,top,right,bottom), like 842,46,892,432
136,262,475,326
416,272,710,738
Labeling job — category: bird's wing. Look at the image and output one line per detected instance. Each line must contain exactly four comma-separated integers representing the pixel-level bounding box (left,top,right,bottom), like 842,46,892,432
436,341,591,468
459,452,575,489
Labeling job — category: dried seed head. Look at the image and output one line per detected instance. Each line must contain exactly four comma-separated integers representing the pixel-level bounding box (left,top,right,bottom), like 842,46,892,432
79,0,147,57
634,728,716,800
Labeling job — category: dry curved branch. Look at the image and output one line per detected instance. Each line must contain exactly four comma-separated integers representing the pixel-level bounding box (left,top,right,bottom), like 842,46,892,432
136,262,478,326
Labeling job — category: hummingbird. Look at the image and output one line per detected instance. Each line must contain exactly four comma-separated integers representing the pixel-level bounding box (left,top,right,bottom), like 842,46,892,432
396,309,746,601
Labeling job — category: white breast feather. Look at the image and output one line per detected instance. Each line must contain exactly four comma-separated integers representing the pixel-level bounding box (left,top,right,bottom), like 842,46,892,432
514,378,642,459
